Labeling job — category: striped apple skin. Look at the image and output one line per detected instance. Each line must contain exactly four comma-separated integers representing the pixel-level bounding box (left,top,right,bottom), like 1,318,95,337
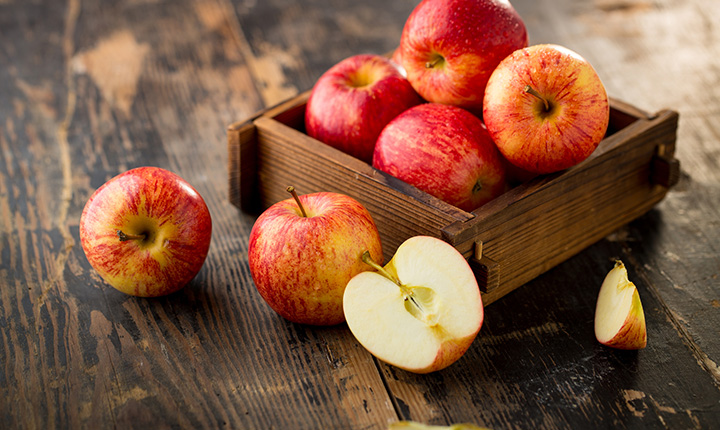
79,167,212,297
248,192,383,326
373,103,507,212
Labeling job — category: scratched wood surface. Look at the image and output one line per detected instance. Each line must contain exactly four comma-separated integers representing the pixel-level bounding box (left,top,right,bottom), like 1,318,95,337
1,0,719,429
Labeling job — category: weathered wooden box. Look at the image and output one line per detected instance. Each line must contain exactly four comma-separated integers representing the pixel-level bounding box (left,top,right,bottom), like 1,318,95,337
228,91,679,305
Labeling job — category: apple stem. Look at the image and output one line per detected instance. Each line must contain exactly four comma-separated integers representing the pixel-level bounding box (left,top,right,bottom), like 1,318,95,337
524,85,550,112
361,251,399,285
361,251,422,308
117,230,146,242
425,55,443,69
286,186,308,217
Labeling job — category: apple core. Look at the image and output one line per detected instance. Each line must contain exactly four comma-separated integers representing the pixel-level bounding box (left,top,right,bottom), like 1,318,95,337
362,251,439,327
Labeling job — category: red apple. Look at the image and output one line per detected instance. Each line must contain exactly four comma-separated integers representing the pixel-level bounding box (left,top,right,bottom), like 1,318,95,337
79,167,212,297
399,0,528,113
248,187,383,326
305,54,422,164
373,103,507,212
483,44,610,174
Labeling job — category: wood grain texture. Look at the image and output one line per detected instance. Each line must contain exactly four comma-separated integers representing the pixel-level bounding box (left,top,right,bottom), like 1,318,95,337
2,0,719,428
1,0,400,428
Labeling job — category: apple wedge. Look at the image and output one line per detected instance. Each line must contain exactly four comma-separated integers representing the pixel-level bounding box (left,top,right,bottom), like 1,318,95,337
343,236,484,373
594,260,647,350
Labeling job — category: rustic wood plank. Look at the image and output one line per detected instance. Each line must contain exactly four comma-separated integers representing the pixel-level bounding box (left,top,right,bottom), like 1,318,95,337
0,0,399,428
2,0,720,428
231,0,417,106
379,238,720,428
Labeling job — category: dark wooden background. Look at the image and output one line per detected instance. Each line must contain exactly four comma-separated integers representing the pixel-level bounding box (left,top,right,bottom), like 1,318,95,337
2,0,719,428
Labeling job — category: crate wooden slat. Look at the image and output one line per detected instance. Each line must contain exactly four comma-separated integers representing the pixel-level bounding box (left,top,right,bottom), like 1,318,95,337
228,90,679,305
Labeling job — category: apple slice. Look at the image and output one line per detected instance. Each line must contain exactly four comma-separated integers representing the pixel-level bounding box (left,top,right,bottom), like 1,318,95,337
343,236,484,373
594,260,647,350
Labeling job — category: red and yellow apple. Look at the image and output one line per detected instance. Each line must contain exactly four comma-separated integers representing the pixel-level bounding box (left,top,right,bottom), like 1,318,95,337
398,0,528,112
373,103,507,212
595,260,647,350
248,187,383,326
79,167,212,297
305,54,422,164
483,44,610,174
343,236,484,373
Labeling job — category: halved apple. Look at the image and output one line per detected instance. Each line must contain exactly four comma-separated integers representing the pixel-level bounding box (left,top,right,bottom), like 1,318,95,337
594,260,647,350
343,236,484,373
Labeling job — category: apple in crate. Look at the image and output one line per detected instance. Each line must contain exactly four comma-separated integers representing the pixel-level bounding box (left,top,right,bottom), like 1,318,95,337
595,260,647,350
398,0,528,112
79,167,212,297
248,187,383,326
483,44,610,174
343,236,484,373
305,54,422,164
373,103,507,212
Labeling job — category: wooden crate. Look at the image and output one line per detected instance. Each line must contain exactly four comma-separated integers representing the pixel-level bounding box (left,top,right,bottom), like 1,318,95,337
228,91,679,305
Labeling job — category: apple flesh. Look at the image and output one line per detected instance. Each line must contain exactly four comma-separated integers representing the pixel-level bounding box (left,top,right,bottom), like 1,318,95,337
248,188,383,326
399,0,528,112
305,54,422,164
343,236,484,373
79,167,212,297
594,260,647,350
373,103,507,212
483,44,610,174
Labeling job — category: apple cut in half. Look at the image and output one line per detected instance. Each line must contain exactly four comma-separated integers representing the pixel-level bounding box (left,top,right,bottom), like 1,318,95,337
594,260,647,350
343,236,484,373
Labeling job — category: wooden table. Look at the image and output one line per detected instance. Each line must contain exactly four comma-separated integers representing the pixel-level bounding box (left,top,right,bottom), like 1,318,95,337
2,0,719,428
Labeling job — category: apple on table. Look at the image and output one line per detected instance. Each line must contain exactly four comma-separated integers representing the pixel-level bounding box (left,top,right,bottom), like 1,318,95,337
305,54,422,164
483,44,610,174
248,187,383,326
373,103,507,212
595,260,647,350
79,166,212,297
398,0,528,113
343,236,484,374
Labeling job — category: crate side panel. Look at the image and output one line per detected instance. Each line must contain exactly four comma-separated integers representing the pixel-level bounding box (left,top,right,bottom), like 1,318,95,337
253,119,471,260
228,121,261,212
470,114,677,302
453,111,679,305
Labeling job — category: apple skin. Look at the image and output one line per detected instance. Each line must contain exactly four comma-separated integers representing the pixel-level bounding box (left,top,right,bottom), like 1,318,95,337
79,167,212,297
594,260,647,350
399,0,528,112
305,54,422,164
248,191,383,326
373,103,507,212
483,44,610,174
598,289,647,350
